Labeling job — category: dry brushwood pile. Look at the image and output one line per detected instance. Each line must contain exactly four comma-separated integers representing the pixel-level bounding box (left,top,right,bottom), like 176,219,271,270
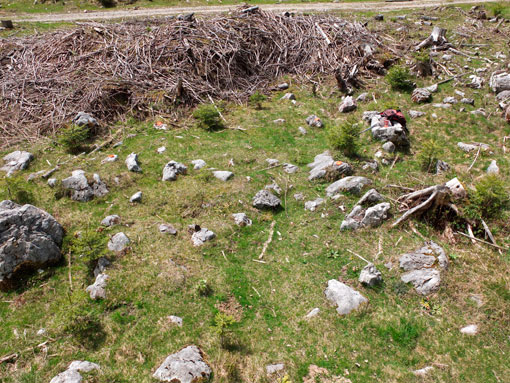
0,7,386,146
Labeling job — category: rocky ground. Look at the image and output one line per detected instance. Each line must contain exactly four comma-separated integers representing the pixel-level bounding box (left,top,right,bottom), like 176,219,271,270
1,3,510,383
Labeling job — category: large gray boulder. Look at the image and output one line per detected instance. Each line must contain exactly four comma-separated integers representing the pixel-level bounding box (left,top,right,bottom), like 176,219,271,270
326,176,372,197
307,151,353,181
62,171,108,202
0,201,63,288
162,161,187,181
253,190,282,210
324,280,367,315
1,151,34,176
153,345,212,383
399,241,448,295
340,202,390,231
72,112,98,128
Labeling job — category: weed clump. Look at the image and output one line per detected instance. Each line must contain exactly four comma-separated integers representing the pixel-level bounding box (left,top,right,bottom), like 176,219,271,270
195,279,213,297
386,65,415,92
327,119,361,158
249,91,267,110
193,104,224,131
466,175,508,219
376,317,422,349
98,0,116,8
58,124,90,154
0,175,36,205
417,139,441,173
491,3,505,17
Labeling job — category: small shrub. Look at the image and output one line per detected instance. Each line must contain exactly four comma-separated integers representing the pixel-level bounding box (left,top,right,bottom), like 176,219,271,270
98,0,116,8
0,175,36,205
58,124,90,154
213,312,237,349
467,175,508,219
376,317,422,349
417,139,441,173
327,119,361,158
195,279,213,297
491,2,504,17
193,104,224,131
249,91,266,110
413,51,432,77
386,65,415,92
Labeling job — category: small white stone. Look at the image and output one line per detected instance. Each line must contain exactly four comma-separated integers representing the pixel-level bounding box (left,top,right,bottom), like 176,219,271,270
157,146,166,154
460,324,478,335
130,191,142,203
305,308,320,318
168,315,183,327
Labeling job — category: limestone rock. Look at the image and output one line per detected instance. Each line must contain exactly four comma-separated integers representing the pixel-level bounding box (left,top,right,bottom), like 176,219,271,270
382,141,395,153
356,189,383,207
308,151,353,181
108,232,130,252
253,190,282,210
1,151,34,176
126,153,142,172
62,170,108,202
282,163,299,174
168,315,183,327
213,171,233,181
409,110,425,119
359,263,382,286
93,257,110,277
50,361,100,383
266,363,285,375
324,280,367,315
326,176,371,197
401,268,441,295
162,161,187,181
101,215,120,227
129,191,142,203
191,228,216,246
457,142,490,152
191,159,206,170
72,112,98,128
460,324,478,335
487,160,499,174
411,88,432,103
305,198,325,212
232,213,252,227
306,114,323,128
371,124,409,148
159,224,177,235
281,93,296,101
86,273,109,300
153,346,211,383
0,201,63,288
361,203,391,228
338,96,357,113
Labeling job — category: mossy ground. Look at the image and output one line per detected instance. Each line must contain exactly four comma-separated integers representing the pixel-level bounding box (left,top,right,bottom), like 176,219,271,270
1,5,510,383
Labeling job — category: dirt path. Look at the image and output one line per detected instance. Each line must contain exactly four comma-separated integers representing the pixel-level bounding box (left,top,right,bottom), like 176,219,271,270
10,0,495,23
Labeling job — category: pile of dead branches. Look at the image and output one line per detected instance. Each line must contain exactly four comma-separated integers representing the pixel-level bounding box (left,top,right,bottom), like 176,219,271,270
0,7,385,146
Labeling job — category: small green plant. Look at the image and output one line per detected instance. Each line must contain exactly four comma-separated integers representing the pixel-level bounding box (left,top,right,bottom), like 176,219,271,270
413,51,432,77
58,124,90,154
466,175,508,219
213,312,236,336
327,119,361,158
248,91,266,110
386,65,415,92
0,175,36,205
417,139,441,173
195,279,213,297
491,2,504,17
376,317,422,349
98,0,116,8
277,375,293,383
193,104,224,131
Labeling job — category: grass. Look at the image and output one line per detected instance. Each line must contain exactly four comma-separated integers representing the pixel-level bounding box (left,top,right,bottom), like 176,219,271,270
1,5,510,383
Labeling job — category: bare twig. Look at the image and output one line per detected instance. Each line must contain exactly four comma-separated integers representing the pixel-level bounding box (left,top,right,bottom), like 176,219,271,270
259,221,276,260
455,232,508,251
467,143,482,171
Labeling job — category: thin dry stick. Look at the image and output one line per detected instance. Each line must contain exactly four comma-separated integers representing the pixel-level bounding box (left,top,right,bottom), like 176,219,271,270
67,250,73,291
347,249,371,264
258,221,276,260
455,232,508,251
481,219,502,254
467,143,482,171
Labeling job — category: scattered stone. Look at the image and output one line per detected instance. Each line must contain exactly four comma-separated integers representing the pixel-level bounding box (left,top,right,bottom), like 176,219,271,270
191,228,216,246
326,176,372,197
487,160,499,174
356,189,383,207
382,141,395,153
101,215,120,227
399,241,447,295
413,366,434,377
160,223,178,235
442,54,453,61
266,363,285,375
294,193,304,201
305,308,320,319
0,201,63,288
371,118,409,148
356,92,369,102
213,170,233,181
308,151,353,181
426,84,438,93
277,83,289,90
338,96,357,113
305,198,325,212
101,154,118,164
266,158,280,167
455,89,465,97
113,141,123,148
467,75,483,89
253,190,282,210
1,151,34,176
157,146,166,154
93,257,110,277
298,126,308,135
50,361,100,383
232,213,252,227
362,160,379,172
461,98,475,105
362,111,380,122
341,202,391,230
280,93,296,101
191,159,206,170
73,112,97,128
443,96,457,104
359,263,382,286
324,279,368,315
433,103,452,109
168,315,183,327
129,191,142,203
496,90,510,102
306,114,323,128
435,160,450,174
108,232,130,252
460,324,478,335
126,153,142,172
48,178,57,187
153,346,212,383
471,108,486,116
409,110,425,119
457,142,490,152
374,14,384,21
86,273,109,300
411,88,432,103
37,328,46,336
162,161,187,181
282,163,299,174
